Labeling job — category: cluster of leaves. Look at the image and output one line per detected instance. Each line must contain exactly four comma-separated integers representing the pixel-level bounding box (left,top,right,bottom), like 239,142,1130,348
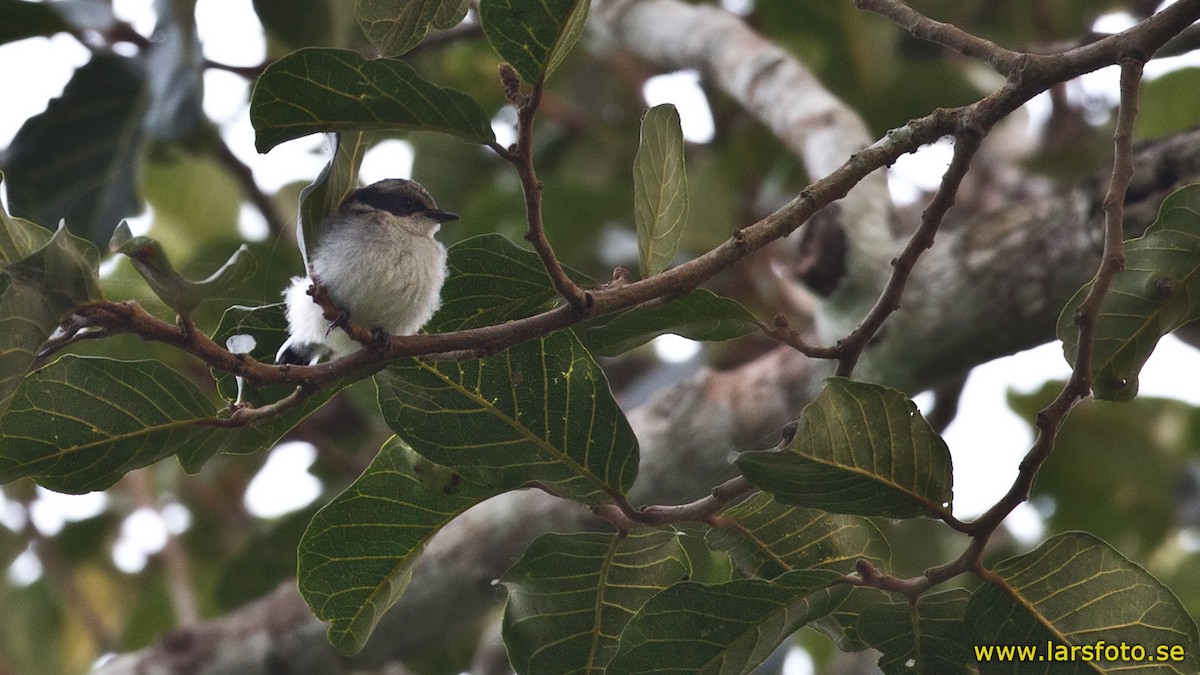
5,0,1200,673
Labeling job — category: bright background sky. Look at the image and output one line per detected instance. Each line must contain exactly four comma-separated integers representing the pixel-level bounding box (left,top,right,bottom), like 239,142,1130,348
2,3,1200,673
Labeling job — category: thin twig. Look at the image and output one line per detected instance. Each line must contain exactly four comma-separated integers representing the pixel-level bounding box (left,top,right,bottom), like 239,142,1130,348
591,477,757,529
492,72,591,311
836,120,986,377
969,57,1145,540
855,0,1024,76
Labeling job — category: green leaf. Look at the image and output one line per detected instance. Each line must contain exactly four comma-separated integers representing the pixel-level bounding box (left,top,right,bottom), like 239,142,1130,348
0,222,100,421
480,0,588,83
432,234,590,332
737,378,953,518
297,132,371,270
967,532,1200,674
580,289,758,357
858,589,975,675
0,172,52,264
3,54,147,249
250,47,495,153
707,492,889,579
357,0,469,57
0,0,70,45
374,328,638,504
110,222,254,315
0,356,214,493
608,570,849,674
298,437,500,654
1058,183,1200,401
633,104,689,277
502,530,692,674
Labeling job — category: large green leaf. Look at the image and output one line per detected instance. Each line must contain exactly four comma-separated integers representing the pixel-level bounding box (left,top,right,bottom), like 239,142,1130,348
374,328,638,505
967,532,1200,674
502,530,692,674
432,234,589,332
607,570,849,674
707,492,889,580
480,0,588,83
0,222,99,422
737,378,953,518
2,54,147,248
0,0,70,45
633,104,689,278
1058,183,1200,401
298,437,500,654
0,356,213,493
357,0,469,57
579,289,758,357
250,48,495,153
858,589,975,675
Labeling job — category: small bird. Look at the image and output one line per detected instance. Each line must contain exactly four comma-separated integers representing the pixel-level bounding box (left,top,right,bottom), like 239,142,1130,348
275,178,459,365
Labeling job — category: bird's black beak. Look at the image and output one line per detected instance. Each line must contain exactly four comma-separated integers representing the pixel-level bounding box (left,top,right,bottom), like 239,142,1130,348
424,209,460,222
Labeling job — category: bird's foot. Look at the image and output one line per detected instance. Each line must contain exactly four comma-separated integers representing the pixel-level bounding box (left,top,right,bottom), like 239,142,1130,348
328,307,352,332
370,327,392,349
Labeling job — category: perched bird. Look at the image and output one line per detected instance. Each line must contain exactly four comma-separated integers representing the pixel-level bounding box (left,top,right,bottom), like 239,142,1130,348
275,178,459,365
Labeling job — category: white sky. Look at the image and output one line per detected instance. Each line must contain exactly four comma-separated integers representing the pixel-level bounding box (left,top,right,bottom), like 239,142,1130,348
1,2,1199,594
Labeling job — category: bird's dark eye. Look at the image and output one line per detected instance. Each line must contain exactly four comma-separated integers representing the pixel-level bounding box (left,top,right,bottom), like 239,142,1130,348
352,185,426,217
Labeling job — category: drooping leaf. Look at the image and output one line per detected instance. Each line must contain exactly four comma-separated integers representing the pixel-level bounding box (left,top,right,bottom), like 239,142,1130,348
1058,183,1200,401
432,233,590,332
0,356,214,493
110,221,254,315
633,104,689,277
357,0,469,57
2,54,147,248
858,589,975,675
737,378,953,518
967,532,1200,674
580,289,757,356
374,328,638,505
297,132,371,271
502,530,691,674
607,570,849,674
480,0,588,83
707,492,889,580
298,437,500,654
250,47,495,153
0,222,99,421
0,0,70,45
